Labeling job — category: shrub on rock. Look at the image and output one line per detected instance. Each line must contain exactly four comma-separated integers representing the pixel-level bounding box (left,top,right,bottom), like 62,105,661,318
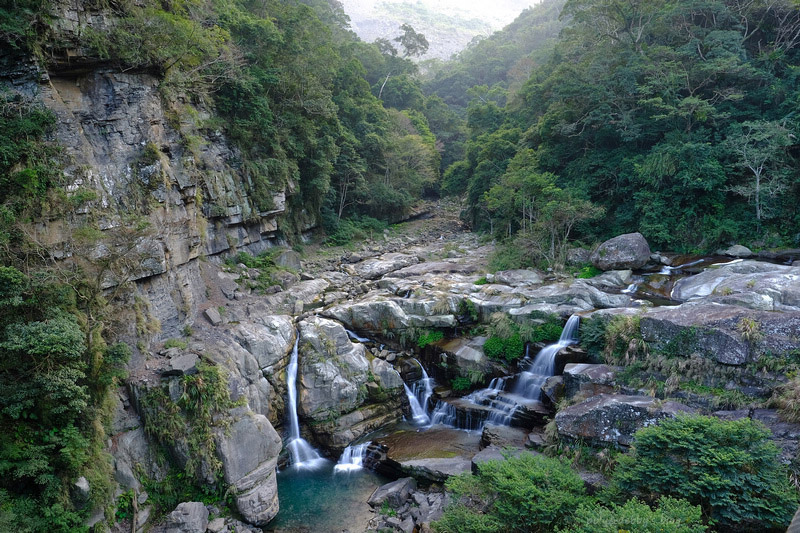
611,414,798,531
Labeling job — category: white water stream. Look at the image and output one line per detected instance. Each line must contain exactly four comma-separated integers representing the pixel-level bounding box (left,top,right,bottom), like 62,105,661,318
286,337,327,470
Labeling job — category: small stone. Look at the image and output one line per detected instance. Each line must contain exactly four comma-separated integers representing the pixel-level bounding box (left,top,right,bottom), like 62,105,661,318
204,308,222,326
386,353,396,363
163,353,199,377
137,491,149,505
136,505,151,529
206,517,225,533
71,476,90,506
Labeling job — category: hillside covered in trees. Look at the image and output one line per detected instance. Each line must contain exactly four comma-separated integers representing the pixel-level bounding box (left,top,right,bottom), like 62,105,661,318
1,0,799,531
438,0,800,266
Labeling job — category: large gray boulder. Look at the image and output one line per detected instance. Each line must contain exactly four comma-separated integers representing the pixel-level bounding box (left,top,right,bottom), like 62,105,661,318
324,299,410,333
489,269,544,287
230,316,295,369
163,502,209,533
639,303,800,365
671,260,800,311
563,364,621,400
555,394,693,447
590,233,651,271
215,407,282,526
368,477,417,508
354,253,420,280
437,337,494,376
719,244,753,258
297,316,370,421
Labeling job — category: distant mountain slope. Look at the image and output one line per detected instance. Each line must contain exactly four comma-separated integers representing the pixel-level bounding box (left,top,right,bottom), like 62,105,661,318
422,0,565,109
339,0,535,60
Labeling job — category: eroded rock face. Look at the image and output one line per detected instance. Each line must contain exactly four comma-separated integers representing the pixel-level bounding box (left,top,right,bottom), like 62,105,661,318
230,316,295,370
639,303,800,365
671,260,800,311
298,316,371,420
215,407,282,526
591,233,651,271
295,316,403,448
555,394,693,446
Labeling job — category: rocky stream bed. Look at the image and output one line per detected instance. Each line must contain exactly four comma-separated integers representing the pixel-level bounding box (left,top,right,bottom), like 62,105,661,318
109,201,800,533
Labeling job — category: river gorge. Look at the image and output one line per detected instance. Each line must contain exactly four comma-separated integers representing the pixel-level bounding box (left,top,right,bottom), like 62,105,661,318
107,203,800,532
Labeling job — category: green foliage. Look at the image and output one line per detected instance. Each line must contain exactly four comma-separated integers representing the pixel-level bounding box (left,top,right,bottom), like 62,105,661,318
0,89,60,246
450,376,472,392
457,298,479,323
528,321,563,344
473,277,488,285
115,489,135,522
482,336,505,360
417,329,444,349
611,414,799,531
325,215,388,246
773,377,800,424
576,265,602,279
603,314,647,365
568,497,706,533
163,338,189,350
434,452,589,533
139,359,241,482
444,0,800,250
0,266,121,531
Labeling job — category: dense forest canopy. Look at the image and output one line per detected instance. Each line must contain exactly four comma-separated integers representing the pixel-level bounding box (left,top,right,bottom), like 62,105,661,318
442,0,800,260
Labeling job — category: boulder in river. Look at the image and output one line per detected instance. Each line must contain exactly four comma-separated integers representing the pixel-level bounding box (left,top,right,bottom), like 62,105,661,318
590,232,651,271
555,394,693,447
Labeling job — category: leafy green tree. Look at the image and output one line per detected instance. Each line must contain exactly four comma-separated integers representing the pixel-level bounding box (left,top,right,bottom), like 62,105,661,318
434,452,590,533
724,120,793,223
568,497,706,533
612,414,799,531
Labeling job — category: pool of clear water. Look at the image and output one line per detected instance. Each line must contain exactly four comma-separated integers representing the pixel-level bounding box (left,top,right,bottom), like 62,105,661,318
263,459,389,533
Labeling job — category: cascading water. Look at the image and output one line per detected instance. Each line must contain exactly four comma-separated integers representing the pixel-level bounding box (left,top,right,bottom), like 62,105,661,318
431,315,581,431
401,359,435,425
286,337,327,469
513,315,580,400
334,443,370,473
345,329,371,343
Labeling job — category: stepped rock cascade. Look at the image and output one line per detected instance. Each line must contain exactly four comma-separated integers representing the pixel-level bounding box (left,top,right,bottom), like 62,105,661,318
430,316,581,431
399,359,435,425
513,314,580,399
334,443,370,473
286,337,327,469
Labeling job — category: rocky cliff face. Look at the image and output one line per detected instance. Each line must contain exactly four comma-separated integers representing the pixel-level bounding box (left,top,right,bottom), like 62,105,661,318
0,3,311,528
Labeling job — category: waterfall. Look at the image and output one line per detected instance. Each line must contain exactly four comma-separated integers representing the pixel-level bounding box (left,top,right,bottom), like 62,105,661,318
401,359,434,425
512,315,580,400
411,359,434,421
334,443,370,473
345,329,371,343
286,336,326,469
403,383,431,425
